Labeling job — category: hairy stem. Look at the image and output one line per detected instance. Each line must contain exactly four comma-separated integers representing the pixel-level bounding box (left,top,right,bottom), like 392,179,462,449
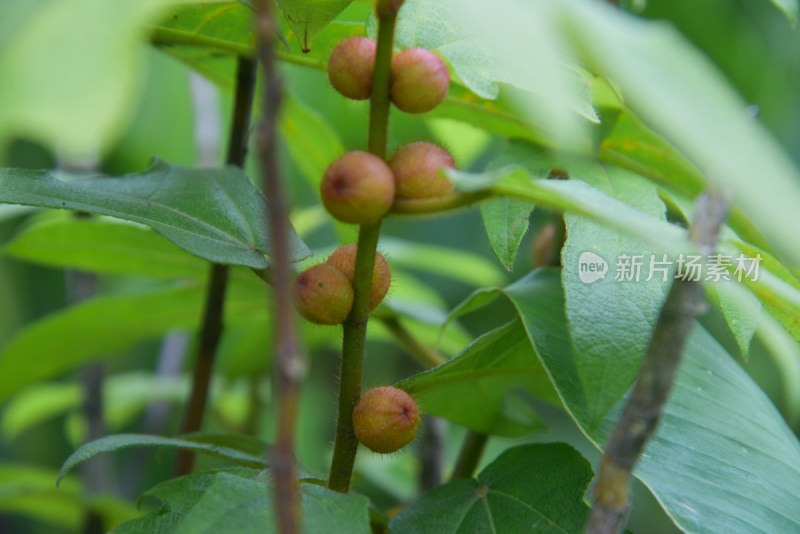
175,56,257,477
254,3,305,533
450,431,489,481
585,190,729,534
328,1,399,493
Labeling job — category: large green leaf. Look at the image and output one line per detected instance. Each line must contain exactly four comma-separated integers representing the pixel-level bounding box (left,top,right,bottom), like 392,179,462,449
560,159,670,431
112,468,371,534
390,443,593,534
0,463,139,531
0,0,169,158
58,434,268,485
456,269,800,533
376,0,598,126
0,159,310,268
459,0,800,267
399,320,557,437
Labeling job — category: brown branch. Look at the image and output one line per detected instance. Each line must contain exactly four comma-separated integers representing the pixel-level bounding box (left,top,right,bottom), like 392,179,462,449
175,56,257,477
254,3,304,533
585,190,730,534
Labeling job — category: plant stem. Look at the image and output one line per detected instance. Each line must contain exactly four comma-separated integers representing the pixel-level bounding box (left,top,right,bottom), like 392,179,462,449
254,3,304,534
328,1,399,493
585,190,729,534
389,190,492,216
378,315,446,368
175,56,257,477
450,431,489,480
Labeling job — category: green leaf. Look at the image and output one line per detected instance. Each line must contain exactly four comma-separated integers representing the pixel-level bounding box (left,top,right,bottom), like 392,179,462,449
560,159,670,431
113,469,371,534
767,0,798,26
390,443,592,534
0,0,168,158
58,434,268,485
0,463,139,531
151,2,254,87
0,160,310,268
399,320,557,437
2,213,263,289
480,198,533,271
464,268,800,533
381,0,598,125
451,162,688,256
278,0,354,52
0,285,266,403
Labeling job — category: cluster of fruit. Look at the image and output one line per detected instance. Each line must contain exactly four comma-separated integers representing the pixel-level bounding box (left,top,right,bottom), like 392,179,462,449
292,33,451,455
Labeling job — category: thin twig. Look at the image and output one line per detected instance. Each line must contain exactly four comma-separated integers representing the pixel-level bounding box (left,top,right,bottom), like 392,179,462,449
327,0,400,493
378,315,447,368
175,56,257,477
450,431,489,481
585,190,730,534
253,3,304,533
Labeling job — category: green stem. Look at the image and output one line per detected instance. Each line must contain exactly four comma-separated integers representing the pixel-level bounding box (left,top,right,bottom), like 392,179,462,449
328,2,399,493
389,190,491,216
450,431,488,481
378,315,446,368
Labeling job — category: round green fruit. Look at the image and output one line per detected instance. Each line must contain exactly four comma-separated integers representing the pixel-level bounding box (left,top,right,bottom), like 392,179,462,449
390,48,450,114
320,151,395,224
328,37,377,100
353,386,420,454
326,244,391,311
292,264,354,325
388,142,456,199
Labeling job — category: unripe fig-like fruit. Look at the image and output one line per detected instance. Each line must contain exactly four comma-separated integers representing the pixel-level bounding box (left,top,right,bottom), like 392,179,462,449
388,142,456,199
320,151,395,224
326,244,391,311
293,264,354,325
353,386,420,454
328,37,377,100
390,48,450,114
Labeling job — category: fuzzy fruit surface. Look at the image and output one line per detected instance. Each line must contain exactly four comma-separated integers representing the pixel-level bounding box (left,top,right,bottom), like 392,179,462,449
320,151,395,224
353,386,420,454
328,37,377,100
389,142,456,199
293,264,354,325
390,48,449,114
327,244,391,311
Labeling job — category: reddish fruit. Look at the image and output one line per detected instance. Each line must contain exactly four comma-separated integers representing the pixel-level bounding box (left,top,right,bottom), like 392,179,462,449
326,244,391,311
390,48,450,114
320,151,395,224
389,142,456,199
328,37,377,100
293,264,354,325
353,386,420,454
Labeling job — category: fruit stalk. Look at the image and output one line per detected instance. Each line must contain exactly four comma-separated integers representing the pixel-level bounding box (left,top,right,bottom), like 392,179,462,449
585,190,729,534
175,56,257,477
328,1,399,493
